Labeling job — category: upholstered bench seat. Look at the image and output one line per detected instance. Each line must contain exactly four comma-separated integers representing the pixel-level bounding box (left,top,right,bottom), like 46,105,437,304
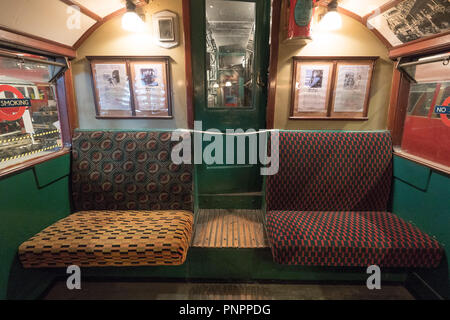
266,210,443,268
18,210,194,268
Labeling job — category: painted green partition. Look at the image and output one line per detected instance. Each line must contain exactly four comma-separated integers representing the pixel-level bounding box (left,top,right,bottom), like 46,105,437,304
392,155,450,299
0,154,71,300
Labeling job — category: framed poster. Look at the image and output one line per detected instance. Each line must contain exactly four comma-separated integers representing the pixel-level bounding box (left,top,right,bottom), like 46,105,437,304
290,59,333,118
89,59,132,118
129,58,172,117
331,60,375,118
88,56,173,119
290,56,377,120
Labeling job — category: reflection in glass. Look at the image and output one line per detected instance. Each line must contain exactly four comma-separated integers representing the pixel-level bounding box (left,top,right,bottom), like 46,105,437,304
206,0,255,108
0,53,63,169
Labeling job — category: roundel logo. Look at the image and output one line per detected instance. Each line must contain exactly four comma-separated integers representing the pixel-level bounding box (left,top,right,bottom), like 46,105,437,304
439,97,450,128
0,85,29,121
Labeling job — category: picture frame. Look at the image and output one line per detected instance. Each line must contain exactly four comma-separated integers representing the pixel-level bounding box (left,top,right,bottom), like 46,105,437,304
152,11,179,49
87,56,173,119
290,56,377,120
158,17,175,42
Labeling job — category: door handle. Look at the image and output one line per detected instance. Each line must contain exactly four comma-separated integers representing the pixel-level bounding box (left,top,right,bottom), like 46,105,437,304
257,72,266,88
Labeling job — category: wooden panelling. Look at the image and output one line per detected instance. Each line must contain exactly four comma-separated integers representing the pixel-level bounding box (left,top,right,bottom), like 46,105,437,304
64,63,79,134
0,26,76,58
192,209,268,248
59,0,102,22
389,31,450,59
73,8,126,50
387,67,410,146
182,0,194,129
266,0,282,129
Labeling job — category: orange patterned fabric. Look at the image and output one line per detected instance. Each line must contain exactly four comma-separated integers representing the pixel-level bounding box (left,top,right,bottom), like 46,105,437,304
18,210,194,268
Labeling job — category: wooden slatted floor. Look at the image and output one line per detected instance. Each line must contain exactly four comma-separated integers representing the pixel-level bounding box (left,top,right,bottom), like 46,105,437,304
192,209,269,248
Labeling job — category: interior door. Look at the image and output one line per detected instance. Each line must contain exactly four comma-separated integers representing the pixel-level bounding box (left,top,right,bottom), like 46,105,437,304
191,0,271,208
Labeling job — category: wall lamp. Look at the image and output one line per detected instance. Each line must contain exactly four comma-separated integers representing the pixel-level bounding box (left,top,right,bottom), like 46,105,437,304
319,0,342,31
122,0,148,32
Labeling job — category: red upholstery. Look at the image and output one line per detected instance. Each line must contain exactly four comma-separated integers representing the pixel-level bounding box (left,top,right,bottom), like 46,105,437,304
266,211,443,267
266,131,392,212
265,131,443,268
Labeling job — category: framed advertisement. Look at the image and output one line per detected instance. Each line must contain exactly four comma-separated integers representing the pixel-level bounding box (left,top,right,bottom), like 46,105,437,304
88,56,173,119
290,56,377,120
129,58,172,117
290,59,333,118
89,58,132,118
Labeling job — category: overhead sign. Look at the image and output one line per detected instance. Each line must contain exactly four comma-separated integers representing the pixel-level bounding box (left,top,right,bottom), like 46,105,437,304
0,85,30,121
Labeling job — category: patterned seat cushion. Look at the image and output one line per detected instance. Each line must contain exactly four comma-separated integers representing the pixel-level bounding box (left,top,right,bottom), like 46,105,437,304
71,130,193,211
266,211,443,268
266,131,393,211
18,210,194,268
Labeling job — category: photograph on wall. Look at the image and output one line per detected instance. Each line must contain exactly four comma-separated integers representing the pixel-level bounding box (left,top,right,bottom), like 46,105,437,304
333,64,371,113
368,0,450,46
130,60,170,116
158,18,175,42
293,63,331,113
92,63,131,112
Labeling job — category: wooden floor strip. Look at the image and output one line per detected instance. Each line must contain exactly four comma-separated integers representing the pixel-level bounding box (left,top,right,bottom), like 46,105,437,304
192,209,268,248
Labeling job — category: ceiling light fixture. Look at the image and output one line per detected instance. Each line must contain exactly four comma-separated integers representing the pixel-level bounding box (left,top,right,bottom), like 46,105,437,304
319,0,342,31
122,0,146,32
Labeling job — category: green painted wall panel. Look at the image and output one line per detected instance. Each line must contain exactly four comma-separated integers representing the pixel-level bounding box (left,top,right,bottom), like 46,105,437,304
392,155,450,299
0,156,71,300
393,156,431,190
33,154,71,188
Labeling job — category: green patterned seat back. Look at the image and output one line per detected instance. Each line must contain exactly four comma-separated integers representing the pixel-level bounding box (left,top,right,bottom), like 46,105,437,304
71,130,193,211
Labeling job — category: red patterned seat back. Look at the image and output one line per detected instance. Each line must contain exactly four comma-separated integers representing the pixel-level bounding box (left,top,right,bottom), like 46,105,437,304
71,130,193,211
266,131,392,211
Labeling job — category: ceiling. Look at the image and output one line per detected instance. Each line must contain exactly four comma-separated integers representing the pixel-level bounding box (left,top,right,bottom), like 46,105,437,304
0,0,448,49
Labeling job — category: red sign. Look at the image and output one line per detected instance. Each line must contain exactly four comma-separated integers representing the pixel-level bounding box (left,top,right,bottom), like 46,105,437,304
440,96,450,127
0,85,28,121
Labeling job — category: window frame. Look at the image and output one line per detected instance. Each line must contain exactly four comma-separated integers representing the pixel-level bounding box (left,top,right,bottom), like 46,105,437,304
0,47,73,178
388,38,450,175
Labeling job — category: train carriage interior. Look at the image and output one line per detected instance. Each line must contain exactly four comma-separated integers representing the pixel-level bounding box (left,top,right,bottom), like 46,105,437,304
0,0,449,305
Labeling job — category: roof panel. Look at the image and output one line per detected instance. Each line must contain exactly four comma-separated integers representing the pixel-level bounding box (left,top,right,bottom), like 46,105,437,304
0,0,96,46
75,0,124,18
339,0,391,18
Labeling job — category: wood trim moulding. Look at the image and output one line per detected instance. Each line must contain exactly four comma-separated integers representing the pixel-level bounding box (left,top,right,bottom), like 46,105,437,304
0,148,70,179
387,66,410,146
59,0,102,22
362,0,406,23
182,0,194,129
315,4,393,50
389,31,450,59
64,62,79,135
0,25,76,58
266,0,282,129
73,8,127,50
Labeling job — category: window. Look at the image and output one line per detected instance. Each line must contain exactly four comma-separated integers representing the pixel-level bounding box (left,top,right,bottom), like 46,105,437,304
397,53,450,168
0,50,67,171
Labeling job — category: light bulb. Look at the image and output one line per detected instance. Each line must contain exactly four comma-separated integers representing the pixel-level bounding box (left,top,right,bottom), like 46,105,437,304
122,11,145,32
213,83,219,88
225,81,232,87
319,11,342,31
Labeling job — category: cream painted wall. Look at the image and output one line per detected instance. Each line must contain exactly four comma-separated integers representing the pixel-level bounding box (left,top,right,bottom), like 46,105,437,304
274,14,394,130
72,0,187,129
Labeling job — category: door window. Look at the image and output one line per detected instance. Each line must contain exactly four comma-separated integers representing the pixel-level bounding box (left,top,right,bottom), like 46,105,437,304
206,0,256,108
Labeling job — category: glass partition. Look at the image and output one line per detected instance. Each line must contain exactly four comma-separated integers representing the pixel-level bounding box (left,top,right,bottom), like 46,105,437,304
206,0,256,108
0,51,64,170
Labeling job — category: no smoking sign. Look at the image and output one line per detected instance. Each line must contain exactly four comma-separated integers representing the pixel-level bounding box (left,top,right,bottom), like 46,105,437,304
0,85,31,121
